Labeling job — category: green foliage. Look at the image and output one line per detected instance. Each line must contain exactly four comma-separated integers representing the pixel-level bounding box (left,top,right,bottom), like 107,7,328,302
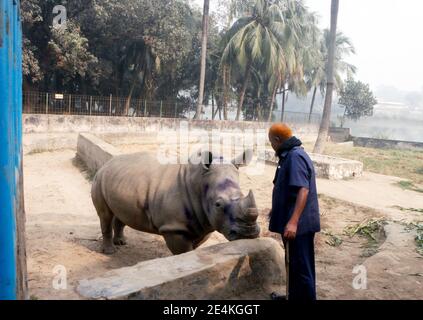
416,224,423,256
395,181,423,193
21,0,359,119
321,230,343,247
344,218,387,241
306,30,356,96
338,77,378,121
21,0,204,102
392,206,423,213
218,0,322,120
344,218,387,258
403,222,423,256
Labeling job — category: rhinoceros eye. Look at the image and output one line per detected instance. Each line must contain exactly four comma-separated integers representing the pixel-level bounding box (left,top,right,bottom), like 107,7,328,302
215,199,224,208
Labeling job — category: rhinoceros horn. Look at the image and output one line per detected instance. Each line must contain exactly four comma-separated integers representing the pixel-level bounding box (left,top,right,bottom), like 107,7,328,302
240,190,258,223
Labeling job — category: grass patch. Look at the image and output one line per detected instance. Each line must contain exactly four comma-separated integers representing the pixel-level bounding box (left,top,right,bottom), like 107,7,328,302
318,143,423,184
395,181,423,193
27,148,47,155
344,218,387,257
392,206,423,213
417,227,423,256
403,222,423,256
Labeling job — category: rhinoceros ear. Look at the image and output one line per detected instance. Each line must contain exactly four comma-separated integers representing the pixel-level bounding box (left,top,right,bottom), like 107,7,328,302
188,150,213,169
232,149,253,168
201,151,213,170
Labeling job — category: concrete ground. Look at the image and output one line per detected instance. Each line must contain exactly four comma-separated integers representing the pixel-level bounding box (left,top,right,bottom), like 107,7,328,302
24,147,423,300
317,172,423,222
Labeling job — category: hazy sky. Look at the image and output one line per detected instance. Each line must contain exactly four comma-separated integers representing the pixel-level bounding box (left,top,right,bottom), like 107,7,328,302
307,0,423,93
195,0,423,93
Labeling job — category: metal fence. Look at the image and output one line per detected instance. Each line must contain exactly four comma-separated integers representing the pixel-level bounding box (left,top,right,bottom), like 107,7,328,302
23,91,184,118
23,91,321,124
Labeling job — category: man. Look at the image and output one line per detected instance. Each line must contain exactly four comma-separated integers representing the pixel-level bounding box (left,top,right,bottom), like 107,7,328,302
268,123,320,301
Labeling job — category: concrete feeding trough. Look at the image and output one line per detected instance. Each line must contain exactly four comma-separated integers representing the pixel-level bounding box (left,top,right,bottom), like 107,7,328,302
76,133,122,174
76,238,285,300
260,149,363,180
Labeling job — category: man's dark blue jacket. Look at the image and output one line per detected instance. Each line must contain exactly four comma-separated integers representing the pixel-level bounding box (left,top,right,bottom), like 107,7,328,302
269,138,321,235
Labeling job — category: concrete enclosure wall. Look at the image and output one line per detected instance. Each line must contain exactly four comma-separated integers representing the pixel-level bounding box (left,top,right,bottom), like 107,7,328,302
76,133,121,174
23,133,78,155
353,136,423,150
260,149,363,180
23,115,319,154
328,127,351,142
23,114,319,137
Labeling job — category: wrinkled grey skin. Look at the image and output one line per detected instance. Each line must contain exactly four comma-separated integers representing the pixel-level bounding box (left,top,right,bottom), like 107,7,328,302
91,150,260,255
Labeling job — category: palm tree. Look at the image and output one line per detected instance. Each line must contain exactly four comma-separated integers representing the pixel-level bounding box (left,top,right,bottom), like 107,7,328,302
313,0,339,154
273,0,319,122
304,34,325,123
219,0,322,122
194,0,210,120
306,30,356,123
220,0,287,121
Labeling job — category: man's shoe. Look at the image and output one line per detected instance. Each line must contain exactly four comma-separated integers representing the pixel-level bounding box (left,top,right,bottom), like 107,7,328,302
270,292,287,300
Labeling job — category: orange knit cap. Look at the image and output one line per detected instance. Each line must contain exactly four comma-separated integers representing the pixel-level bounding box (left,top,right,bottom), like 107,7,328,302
269,123,293,142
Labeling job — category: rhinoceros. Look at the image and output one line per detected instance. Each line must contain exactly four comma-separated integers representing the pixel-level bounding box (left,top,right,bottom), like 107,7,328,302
91,149,260,255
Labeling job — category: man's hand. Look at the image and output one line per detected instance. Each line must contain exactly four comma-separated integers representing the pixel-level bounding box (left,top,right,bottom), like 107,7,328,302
283,187,309,240
283,219,298,240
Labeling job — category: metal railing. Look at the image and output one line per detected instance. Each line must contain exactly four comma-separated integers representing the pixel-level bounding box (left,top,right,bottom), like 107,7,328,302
23,91,185,118
22,91,321,124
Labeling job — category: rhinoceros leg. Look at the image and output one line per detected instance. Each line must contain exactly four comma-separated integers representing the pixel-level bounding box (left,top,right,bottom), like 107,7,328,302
92,188,116,254
113,217,127,246
163,233,194,255
98,208,116,254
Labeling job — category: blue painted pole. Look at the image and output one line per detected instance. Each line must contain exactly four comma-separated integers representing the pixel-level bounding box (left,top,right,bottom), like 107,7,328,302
0,0,23,300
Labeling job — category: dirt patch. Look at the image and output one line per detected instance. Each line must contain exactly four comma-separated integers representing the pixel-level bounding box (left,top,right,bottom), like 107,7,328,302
24,149,423,300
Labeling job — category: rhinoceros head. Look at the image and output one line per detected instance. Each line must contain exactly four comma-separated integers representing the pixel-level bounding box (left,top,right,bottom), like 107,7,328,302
190,149,260,241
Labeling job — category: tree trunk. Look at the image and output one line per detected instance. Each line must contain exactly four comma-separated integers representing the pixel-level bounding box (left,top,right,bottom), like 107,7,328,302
194,0,210,120
267,84,278,122
211,91,216,120
124,79,137,116
223,65,229,120
257,105,262,121
340,106,347,128
280,88,286,122
236,61,252,121
308,86,317,123
213,105,219,119
313,0,339,154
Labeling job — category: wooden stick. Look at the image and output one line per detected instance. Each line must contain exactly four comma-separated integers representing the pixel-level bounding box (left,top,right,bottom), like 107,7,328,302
286,241,290,300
